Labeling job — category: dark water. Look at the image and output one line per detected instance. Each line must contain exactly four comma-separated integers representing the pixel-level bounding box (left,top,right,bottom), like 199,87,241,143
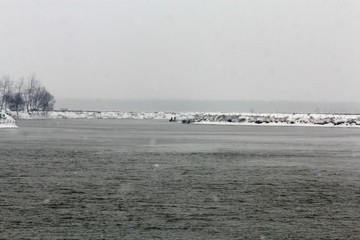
1,119,359,239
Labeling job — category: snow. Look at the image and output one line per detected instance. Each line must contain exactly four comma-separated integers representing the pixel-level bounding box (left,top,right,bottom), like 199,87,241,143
0,112,17,128
185,112,360,128
12,111,197,120
8,110,360,128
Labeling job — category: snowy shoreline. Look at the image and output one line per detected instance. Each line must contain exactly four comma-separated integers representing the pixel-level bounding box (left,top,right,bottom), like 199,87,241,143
0,112,18,128
7,110,360,128
183,112,360,128
11,110,189,120
193,121,360,128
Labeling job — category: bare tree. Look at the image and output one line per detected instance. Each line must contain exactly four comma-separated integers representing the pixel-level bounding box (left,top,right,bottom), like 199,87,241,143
24,75,40,112
0,75,13,111
38,87,55,112
1,74,55,113
16,78,25,96
7,78,26,114
8,92,25,114
12,78,25,114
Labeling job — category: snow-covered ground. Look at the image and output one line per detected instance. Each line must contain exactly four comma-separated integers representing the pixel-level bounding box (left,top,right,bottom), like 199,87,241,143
0,112,17,128
182,112,360,127
9,111,360,127
12,110,196,120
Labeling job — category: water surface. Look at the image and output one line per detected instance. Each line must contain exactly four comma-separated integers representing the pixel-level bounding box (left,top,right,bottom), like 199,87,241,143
1,119,359,239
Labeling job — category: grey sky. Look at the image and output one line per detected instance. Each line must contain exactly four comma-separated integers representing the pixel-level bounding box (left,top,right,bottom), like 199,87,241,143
1,0,360,102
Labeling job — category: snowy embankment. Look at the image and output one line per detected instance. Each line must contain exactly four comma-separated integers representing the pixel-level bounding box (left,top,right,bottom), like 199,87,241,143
181,112,360,127
12,110,195,120
0,112,17,128
11,111,360,127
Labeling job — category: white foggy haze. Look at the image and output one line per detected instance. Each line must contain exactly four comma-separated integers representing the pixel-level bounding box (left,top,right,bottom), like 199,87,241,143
1,0,360,103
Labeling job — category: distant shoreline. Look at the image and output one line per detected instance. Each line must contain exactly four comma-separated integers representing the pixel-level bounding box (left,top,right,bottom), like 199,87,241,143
181,112,360,128
7,110,360,128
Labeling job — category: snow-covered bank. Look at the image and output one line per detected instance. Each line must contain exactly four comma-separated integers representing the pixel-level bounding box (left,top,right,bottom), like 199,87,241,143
10,110,360,128
12,110,196,120
181,112,360,128
0,112,17,128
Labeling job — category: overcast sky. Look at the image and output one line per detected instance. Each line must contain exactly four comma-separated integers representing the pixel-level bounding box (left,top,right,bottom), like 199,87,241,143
1,0,360,102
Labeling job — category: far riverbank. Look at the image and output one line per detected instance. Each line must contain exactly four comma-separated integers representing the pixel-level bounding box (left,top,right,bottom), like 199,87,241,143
8,110,360,128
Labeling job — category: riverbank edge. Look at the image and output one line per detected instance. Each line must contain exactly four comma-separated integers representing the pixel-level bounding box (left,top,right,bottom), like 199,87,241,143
6,110,360,128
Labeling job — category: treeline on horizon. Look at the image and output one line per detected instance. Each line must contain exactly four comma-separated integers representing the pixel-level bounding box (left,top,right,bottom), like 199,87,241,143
0,74,55,114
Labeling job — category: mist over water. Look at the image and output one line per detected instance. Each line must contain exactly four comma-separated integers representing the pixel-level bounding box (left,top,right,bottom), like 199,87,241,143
1,120,360,239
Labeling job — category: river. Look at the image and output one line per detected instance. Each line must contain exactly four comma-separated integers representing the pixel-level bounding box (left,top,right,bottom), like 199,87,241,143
1,119,359,239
